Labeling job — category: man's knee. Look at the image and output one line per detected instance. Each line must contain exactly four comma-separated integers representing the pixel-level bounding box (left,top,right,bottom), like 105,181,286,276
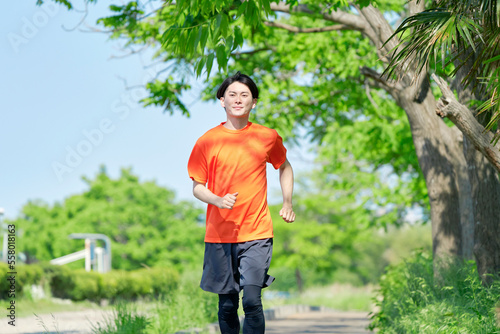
219,293,239,315
242,285,262,313
218,293,240,334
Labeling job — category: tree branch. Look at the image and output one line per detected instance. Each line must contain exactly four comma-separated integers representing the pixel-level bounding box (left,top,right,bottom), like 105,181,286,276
358,4,429,99
360,66,402,95
270,2,367,33
432,74,500,173
61,1,89,31
108,45,149,59
263,21,350,33
356,5,397,61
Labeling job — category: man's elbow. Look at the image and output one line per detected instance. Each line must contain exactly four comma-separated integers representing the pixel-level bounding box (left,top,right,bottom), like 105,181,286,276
192,181,205,197
280,159,292,172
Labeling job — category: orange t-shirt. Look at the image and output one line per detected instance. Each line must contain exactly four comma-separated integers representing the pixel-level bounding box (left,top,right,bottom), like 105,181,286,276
188,122,287,243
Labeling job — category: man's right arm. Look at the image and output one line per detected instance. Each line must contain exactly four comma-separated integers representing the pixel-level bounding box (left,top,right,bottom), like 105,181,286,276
192,181,238,210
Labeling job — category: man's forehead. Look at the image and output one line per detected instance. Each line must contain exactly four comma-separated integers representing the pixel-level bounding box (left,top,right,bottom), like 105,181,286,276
226,82,250,93
227,89,250,93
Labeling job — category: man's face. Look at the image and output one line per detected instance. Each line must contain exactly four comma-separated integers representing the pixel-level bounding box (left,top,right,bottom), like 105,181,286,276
220,82,257,118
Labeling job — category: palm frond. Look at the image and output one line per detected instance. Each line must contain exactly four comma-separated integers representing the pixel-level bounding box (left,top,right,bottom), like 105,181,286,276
383,9,481,80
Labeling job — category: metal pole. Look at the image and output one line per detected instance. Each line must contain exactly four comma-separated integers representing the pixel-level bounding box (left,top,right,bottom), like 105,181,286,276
69,233,112,273
85,238,91,272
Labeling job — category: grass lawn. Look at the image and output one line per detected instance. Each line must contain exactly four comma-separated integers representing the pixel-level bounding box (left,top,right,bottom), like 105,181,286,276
263,283,376,312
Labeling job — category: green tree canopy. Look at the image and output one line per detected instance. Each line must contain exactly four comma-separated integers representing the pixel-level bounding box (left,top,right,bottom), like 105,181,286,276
38,0,500,278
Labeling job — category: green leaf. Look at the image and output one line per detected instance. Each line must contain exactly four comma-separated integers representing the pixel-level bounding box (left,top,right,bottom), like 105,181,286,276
220,13,229,37
484,54,500,65
216,44,227,72
193,25,204,53
186,29,196,55
236,1,247,18
200,26,209,51
205,53,215,80
226,35,234,52
233,26,243,48
196,56,207,77
214,13,222,37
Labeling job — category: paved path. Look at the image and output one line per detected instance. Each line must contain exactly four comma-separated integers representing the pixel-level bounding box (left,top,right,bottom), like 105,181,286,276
0,307,373,333
266,310,372,334
179,306,373,334
0,309,114,334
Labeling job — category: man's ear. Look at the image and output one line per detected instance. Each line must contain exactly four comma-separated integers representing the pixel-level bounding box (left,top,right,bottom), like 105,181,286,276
252,98,257,109
220,97,225,108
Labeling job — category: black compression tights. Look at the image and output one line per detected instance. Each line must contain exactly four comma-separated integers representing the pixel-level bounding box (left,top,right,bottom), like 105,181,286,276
218,285,265,334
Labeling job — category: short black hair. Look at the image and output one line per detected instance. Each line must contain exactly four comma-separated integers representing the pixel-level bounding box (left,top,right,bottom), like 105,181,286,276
216,71,259,99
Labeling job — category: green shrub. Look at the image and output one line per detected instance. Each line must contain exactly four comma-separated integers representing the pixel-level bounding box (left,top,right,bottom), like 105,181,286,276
0,262,12,299
370,251,500,333
137,267,179,297
0,263,45,299
101,270,148,301
1,263,180,302
99,267,180,301
100,271,120,300
48,265,76,299
129,270,153,298
16,264,44,297
71,269,102,301
98,267,180,301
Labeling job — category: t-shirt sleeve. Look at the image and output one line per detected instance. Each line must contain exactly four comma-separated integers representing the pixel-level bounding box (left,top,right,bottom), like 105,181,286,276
267,131,287,169
187,139,208,184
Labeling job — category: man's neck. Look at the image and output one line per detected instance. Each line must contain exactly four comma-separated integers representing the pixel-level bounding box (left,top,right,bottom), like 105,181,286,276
223,117,249,130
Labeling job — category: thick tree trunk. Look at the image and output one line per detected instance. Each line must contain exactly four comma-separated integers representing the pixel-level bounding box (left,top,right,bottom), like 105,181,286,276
464,136,500,282
436,51,500,281
391,85,465,261
356,4,467,262
357,4,500,279
451,55,500,280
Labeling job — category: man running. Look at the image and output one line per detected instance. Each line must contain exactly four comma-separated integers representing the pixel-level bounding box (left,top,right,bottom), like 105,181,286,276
188,71,295,333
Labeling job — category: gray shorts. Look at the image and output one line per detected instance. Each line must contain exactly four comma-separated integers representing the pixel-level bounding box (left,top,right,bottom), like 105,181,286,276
200,238,275,294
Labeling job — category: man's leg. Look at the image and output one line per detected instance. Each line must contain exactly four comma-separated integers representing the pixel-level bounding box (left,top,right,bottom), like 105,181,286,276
242,285,265,334
218,293,240,334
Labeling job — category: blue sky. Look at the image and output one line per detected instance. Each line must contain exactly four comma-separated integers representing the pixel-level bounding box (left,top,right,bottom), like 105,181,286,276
0,1,315,220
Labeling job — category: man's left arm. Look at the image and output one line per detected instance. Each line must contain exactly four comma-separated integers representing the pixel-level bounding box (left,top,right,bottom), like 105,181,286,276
279,158,295,223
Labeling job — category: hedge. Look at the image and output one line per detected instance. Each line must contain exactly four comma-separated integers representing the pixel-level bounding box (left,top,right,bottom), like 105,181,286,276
0,262,179,302
0,262,44,298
